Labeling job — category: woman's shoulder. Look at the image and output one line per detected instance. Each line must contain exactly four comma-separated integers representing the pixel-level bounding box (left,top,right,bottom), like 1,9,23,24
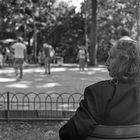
88,80,112,89
83,80,114,103
86,80,114,97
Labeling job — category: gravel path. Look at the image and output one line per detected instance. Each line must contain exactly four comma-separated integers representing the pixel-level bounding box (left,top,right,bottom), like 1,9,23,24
0,65,109,94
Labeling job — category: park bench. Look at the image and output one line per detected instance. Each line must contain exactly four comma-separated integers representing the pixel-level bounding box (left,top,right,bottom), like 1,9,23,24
86,124,140,140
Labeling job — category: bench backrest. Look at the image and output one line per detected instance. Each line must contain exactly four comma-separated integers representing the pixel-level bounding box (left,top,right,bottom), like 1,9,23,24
86,124,140,140
86,137,140,140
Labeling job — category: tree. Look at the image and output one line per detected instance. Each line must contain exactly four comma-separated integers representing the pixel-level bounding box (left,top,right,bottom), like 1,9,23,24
95,0,140,62
89,0,97,65
1,0,139,64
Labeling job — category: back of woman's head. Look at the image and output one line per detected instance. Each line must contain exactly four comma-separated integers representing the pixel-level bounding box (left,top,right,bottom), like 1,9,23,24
110,39,140,102
117,40,140,103
116,39,140,77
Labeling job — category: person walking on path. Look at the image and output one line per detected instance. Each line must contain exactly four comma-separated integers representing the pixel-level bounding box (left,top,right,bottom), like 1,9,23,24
12,37,26,80
43,43,54,75
77,46,86,71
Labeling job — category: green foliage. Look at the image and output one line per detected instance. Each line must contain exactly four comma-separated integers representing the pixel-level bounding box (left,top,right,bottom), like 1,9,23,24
41,3,85,62
0,0,139,63
96,0,139,62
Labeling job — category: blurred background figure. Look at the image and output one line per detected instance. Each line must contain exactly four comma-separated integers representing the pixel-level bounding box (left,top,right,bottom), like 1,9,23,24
77,45,86,71
38,49,44,65
12,37,26,80
43,43,55,75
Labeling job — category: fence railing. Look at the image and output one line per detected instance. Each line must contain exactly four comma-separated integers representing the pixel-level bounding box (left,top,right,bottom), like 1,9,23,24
0,92,83,121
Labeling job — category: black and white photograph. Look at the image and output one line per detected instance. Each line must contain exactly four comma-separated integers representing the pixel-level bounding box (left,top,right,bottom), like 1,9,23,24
0,0,140,140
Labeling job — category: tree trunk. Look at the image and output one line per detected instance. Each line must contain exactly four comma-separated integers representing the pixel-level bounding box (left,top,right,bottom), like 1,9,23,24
136,0,140,42
89,0,97,66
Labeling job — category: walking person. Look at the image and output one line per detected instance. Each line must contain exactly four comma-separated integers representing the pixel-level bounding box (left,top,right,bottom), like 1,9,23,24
77,46,86,71
38,49,44,65
43,43,54,75
8,50,14,67
12,37,26,80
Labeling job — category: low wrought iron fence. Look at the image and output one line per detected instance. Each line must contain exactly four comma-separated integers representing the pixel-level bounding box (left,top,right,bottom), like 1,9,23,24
0,92,83,121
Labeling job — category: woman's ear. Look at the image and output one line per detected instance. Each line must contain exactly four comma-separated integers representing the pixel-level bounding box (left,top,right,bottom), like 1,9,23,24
120,54,129,64
128,59,138,75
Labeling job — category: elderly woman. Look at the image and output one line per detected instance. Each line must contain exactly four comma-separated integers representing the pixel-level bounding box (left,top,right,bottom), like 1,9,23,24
59,38,140,140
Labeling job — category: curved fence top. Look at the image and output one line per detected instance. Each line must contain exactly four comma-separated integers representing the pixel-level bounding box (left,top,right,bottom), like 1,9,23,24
0,92,84,111
0,92,84,121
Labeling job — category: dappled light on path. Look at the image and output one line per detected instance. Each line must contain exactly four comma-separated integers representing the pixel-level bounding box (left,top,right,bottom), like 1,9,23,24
37,82,61,88
81,71,96,75
6,81,32,88
0,78,15,82
69,67,108,75
0,66,110,93
51,67,67,72
0,68,14,74
7,83,29,88
23,67,67,74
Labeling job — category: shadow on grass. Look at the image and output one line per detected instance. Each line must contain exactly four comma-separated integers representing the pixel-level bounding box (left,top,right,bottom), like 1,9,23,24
0,121,62,140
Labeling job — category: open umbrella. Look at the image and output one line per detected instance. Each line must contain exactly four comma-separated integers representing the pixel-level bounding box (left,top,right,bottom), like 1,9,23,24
0,38,15,44
43,43,52,48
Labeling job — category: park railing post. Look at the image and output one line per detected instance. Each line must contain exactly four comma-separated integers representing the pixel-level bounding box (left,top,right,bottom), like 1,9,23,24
7,92,10,121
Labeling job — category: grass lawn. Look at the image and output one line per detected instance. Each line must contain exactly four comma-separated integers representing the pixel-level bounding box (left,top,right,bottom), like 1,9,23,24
0,121,62,140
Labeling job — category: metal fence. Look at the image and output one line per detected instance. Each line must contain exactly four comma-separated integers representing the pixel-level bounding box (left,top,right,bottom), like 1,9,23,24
0,92,83,121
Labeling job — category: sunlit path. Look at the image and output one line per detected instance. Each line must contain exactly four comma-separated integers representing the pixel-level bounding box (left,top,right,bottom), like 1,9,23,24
0,65,109,94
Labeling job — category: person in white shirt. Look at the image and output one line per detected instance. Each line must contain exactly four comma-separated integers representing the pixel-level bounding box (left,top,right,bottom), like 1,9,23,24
12,37,26,80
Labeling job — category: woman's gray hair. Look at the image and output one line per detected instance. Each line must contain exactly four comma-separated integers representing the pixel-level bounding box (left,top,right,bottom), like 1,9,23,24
115,39,140,103
116,39,140,77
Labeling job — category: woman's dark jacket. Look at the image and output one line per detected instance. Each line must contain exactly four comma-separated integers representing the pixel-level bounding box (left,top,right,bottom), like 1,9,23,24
59,78,140,140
